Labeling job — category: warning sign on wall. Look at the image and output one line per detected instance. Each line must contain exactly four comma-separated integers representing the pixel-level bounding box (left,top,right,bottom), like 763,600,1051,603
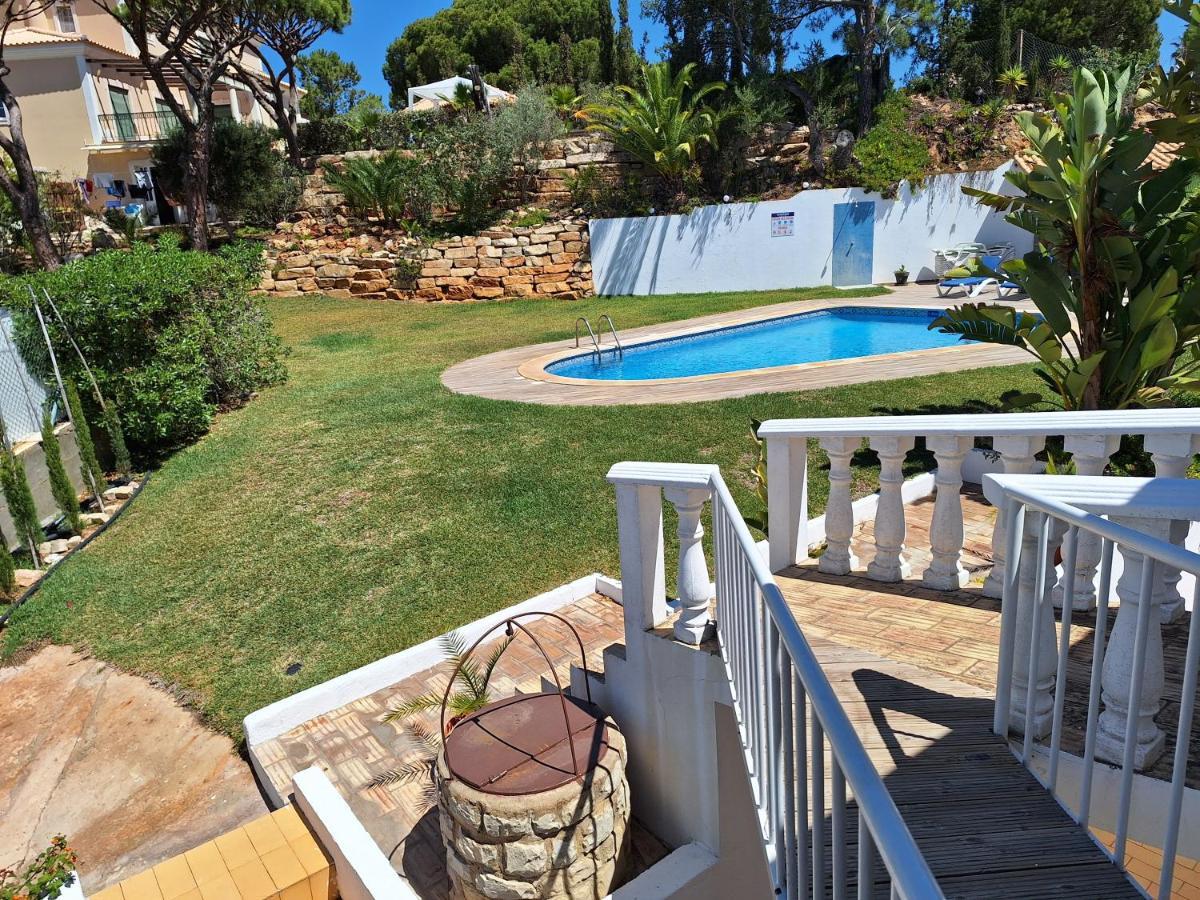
770,211,795,237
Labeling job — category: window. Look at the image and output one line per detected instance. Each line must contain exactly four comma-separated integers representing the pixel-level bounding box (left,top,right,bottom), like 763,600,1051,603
108,87,135,141
214,103,234,121
54,1,76,33
0,101,9,125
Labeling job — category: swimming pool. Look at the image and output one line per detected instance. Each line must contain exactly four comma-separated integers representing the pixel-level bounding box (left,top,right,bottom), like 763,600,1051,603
545,307,970,382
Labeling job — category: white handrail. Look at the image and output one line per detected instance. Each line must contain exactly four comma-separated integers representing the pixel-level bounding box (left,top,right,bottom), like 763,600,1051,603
987,474,1200,900
708,473,944,900
608,460,944,899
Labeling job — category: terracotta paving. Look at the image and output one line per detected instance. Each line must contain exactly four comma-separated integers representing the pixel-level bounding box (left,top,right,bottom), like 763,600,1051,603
441,286,1032,406
251,593,671,898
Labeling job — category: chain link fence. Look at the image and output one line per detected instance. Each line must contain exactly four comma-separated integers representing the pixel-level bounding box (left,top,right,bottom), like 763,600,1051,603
0,308,49,444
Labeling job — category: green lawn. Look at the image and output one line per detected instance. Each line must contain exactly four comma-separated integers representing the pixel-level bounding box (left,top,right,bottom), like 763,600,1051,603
1,287,1042,740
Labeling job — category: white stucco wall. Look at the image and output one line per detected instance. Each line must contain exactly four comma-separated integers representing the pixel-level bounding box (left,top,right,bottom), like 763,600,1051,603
589,163,1034,296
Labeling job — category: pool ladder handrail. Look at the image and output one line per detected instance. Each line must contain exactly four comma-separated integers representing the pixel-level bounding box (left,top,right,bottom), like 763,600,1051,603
599,314,623,359
575,317,602,361
575,316,624,362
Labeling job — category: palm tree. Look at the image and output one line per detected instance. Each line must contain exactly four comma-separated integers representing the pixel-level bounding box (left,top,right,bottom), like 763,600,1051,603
549,84,584,123
583,61,725,201
367,631,511,807
997,65,1028,101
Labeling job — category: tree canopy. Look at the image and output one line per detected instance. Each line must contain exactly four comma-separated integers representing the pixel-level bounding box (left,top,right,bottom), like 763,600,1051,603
297,48,365,119
965,0,1160,58
382,0,637,107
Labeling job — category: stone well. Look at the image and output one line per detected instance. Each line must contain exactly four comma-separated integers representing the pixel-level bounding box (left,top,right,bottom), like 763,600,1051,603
436,703,630,900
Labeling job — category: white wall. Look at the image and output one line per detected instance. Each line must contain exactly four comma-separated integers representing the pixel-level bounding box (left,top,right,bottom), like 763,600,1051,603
589,164,1033,295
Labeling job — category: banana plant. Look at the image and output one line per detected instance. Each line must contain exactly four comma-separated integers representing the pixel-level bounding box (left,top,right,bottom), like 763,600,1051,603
932,67,1200,410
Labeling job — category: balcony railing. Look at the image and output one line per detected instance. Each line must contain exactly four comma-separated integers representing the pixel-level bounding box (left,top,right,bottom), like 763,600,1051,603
988,474,1200,899
97,110,179,144
608,462,944,899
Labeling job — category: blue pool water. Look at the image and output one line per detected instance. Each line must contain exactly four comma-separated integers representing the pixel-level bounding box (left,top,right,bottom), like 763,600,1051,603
546,307,969,381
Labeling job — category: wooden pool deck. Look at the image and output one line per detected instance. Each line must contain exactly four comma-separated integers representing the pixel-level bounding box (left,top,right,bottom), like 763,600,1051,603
441,285,1032,405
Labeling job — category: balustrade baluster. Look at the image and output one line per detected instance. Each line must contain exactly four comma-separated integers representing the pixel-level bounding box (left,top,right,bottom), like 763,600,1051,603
1145,433,1198,623
1010,510,1061,739
1053,434,1120,611
664,486,714,645
983,435,1044,598
923,435,973,590
819,436,861,576
1096,516,1170,770
866,436,915,582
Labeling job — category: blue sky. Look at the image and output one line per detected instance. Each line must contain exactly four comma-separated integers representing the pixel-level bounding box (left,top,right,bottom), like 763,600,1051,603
315,1,1189,102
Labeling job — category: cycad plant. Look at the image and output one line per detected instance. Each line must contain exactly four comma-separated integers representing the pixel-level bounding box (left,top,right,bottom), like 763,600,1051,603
932,68,1200,410
583,61,725,200
997,65,1028,101
549,84,584,123
323,152,417,225
368,631,511,807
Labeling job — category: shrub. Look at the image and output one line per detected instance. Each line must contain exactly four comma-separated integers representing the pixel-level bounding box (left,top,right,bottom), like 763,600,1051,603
1,237,286,460
566,165,649,218
41,411,82,535
154,121,302,230
297,117,358,156
854,94,930,197
0,835,77,900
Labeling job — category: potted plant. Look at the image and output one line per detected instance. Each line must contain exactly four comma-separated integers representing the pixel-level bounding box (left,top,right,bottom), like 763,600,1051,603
894,264,909,286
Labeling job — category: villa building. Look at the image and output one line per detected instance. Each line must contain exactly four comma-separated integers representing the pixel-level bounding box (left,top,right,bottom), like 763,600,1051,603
3,0,292,224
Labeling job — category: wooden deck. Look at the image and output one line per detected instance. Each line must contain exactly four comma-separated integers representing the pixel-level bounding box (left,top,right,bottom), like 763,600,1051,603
805,638,1141,898
441,286,1031,406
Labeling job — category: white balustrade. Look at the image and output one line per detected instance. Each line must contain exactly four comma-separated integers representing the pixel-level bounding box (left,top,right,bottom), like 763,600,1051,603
608,463,718,647
990,474,1200,895
759,412,1200,605
983,435,1044,599
924,435,973,590
664,485,715,644
817,436,859,576
1096,515,1172,770
865,435,914,582
1146,433,1200,624
1008,510,1064,738
1052,433,1119,610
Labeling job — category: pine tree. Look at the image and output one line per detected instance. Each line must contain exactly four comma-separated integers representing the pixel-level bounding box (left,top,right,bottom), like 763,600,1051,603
598,0,616,83
0,418,42,560
41,411,82,535
64,379,105,496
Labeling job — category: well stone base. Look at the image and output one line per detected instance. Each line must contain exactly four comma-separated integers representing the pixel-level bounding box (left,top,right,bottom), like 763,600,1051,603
437,719,630,899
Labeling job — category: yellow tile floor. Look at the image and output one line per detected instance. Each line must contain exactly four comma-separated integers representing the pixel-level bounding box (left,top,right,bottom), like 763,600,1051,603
88,806,335,900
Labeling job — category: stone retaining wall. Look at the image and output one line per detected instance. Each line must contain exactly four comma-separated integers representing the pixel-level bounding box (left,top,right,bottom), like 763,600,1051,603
260,216,591,302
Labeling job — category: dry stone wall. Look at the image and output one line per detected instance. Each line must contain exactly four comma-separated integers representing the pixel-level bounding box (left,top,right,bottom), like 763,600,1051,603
260,215,591,302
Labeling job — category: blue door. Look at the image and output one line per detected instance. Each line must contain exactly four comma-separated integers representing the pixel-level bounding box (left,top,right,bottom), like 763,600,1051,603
832,201,875,286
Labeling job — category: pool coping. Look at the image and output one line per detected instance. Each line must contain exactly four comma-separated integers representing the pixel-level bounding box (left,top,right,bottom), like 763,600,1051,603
442,286,1036,406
